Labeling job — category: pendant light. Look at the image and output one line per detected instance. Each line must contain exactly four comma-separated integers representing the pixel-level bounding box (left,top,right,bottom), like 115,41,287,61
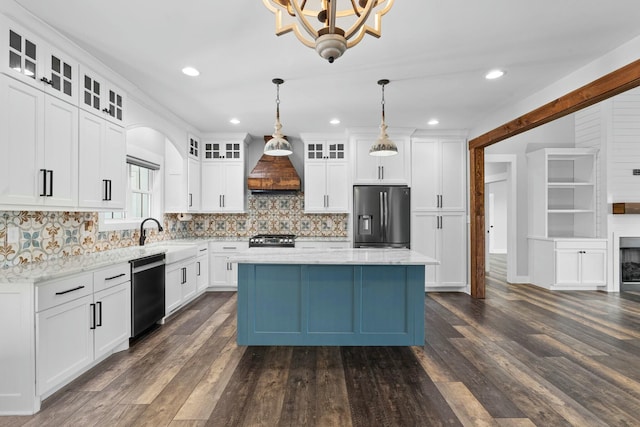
264,78,293,156
369,79,398,156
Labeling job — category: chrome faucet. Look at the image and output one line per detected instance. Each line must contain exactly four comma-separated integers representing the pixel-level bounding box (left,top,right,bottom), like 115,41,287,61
139,217,164,246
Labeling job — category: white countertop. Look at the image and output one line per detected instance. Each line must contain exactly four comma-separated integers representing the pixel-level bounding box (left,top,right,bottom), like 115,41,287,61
228,248,438,266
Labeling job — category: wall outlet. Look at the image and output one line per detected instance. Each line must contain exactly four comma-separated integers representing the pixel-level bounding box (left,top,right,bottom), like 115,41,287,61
7,226,20,244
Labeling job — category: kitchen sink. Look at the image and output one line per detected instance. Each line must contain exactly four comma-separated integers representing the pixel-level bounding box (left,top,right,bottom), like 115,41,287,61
161,244,199,264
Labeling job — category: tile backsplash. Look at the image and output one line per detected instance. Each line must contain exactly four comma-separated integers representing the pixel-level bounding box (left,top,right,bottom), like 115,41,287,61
1,193,348,267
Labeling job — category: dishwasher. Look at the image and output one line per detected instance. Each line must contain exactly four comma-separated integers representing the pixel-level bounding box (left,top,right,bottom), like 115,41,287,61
130,253,166,338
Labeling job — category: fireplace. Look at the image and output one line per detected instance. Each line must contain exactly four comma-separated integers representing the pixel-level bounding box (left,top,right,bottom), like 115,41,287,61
620,237,640,288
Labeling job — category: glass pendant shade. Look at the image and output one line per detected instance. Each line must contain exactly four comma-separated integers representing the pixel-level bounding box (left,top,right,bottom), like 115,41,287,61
369,79,398,156
264,78,293,156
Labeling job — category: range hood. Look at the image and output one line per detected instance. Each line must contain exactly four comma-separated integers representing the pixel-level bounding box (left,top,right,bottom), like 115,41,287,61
247,136,301,192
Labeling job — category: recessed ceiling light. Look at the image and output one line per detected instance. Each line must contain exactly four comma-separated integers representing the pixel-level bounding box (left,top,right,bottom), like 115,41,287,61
427,119,439,126
329,118,341,125
229,118,240,125
182,66,200,77
485,69,505,80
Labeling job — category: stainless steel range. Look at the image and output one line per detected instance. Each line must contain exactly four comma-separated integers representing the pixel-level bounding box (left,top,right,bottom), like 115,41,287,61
249,234,295,248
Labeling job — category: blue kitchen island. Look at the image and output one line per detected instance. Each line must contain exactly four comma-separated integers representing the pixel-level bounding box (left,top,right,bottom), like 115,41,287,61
229,248,438,346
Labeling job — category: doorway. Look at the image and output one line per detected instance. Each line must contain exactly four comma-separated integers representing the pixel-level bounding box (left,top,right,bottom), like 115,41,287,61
484,155,517,283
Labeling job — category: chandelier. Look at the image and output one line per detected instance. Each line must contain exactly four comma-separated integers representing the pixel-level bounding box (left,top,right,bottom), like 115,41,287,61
262,0,395,63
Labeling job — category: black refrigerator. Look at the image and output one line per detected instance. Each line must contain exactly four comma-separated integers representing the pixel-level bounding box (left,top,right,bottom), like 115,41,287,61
353,185,411,248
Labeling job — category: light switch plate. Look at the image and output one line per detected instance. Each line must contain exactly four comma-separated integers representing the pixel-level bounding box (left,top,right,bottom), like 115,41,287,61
7,226,19,244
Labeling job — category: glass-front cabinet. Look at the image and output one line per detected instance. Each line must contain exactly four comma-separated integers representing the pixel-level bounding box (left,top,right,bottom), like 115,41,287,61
204,141,243,160
302,135,349,213
2,19,78,105
79,66,125,126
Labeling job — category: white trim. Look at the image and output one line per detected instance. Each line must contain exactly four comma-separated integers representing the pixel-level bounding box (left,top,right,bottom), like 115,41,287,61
485,154,518,283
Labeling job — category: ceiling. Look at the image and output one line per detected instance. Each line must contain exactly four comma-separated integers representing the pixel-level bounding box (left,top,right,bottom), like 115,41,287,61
8,1,640,139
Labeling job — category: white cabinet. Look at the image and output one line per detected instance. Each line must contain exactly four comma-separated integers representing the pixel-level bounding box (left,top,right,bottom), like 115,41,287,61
35,265,130,397
412,138,466,211
188,157,201,212
351,134,410,184
200,134,248,213
201,161,245,212
78,109,126,209
0,74,78,208
78,66,125,126
196,243,210,293
209,241,249,290
412,212,467,290
302,137,349,213
1,18,78,105
165,257,197,315
530,238,607,289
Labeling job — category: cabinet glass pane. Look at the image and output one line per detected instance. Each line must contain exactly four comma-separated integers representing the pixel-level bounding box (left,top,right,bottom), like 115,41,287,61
25,40,36,60
51,56,60,72
64,80,72,96
84,91,91,106
25,60,35,78
9,30,21,51
84,75,91,90
9,51,20,71
93,81,100,95
63,63,72,79
51,74,60,90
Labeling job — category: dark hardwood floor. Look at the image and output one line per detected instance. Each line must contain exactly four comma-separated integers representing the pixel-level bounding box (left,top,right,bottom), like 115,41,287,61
3,256,640,426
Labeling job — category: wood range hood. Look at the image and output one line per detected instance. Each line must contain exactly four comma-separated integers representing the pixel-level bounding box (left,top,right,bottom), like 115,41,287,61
247,136,301,192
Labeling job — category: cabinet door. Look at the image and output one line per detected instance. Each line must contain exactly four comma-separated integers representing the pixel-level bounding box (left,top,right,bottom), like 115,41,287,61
353,138,381,182
78,110,104,207
555,250,581,285
201,162,225,211
411,140,439,210
304,161,327,212
0,74,43,205
188,158,201,211
182,261,197,302
411,213,438,288
36,295,93,395
94,282,130,359
196,254,209,292
325,162,349,212
581,250,606,285
210,252,230,289
440,140,466,210
165,266,183,314
43,94,78,207
222,162,245,212
102,122,126,209
378,138,409,184
439,213,467,287
2,23,42,88
43,49,77,105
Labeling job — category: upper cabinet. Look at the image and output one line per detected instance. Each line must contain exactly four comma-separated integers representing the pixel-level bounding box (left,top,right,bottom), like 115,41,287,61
411,138,466,211
351,133,411,184
302,135,349,213
79,66,125,126
200,133,249,213
0,74,78,207
1,19,78,106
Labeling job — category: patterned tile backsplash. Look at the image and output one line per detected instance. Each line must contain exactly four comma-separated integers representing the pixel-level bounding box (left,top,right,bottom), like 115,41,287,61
1,193,348,267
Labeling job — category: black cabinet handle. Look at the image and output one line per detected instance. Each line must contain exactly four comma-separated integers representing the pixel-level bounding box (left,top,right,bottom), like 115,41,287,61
197,261,201,276
102,179,109,201
189,193,193,207
47,170,53,197
102,107,110,114
105,273,126,281
40,77,53,86
55,285,85,295
90,303,96,330
40,169,47,196
108,179,112,201
96,301,102,327
199,248,207,252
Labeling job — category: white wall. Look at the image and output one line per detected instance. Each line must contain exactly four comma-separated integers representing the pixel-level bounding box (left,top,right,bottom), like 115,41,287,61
485,115,575,278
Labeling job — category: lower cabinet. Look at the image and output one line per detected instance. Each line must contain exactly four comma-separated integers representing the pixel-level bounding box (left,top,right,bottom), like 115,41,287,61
209,241,248,290
196,243,209,293
529,238,607,289
411,212,467,290
35,264,130,398
165,257,197,315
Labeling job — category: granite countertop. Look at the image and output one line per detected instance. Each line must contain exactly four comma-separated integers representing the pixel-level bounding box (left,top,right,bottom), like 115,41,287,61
228,248,438,266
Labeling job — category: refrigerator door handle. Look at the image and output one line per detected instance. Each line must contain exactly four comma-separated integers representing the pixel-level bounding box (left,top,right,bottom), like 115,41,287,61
379,191,385,239
383,191,389,240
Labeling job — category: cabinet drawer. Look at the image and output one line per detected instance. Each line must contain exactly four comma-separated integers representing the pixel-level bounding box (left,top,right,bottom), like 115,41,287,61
93,263,130,293
36,273,93,312
555,240,606,250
